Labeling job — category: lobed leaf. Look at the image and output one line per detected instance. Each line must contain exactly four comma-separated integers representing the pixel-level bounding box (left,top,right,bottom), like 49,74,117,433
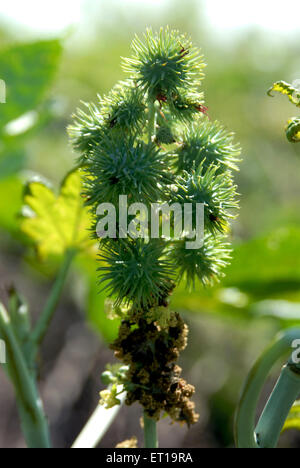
21,170,96,260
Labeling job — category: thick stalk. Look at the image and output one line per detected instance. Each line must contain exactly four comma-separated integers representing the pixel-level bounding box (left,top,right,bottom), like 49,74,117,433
144,100,161,449
0,304,50,448
0,250,76,447
143,413,158,448
255,362,300,448
72,386,126,448
234,328,300,448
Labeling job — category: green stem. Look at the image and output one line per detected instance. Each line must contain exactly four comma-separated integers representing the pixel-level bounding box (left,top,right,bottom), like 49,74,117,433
0,304,50,448
31,248,76,349
255,361,300,448
234,328,300,448
143,413,158,448
148,100,157,143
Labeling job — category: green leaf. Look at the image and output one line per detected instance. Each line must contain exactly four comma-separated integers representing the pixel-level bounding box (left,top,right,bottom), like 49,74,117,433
282,401,300,432
21,170,96,260
251,300,300,325
171,227,300,322
0,40,62,130
87,281,120,343
223,227,300,298
77,256,120,343
0,176,23,233
172,281,252,321
0,147,25,180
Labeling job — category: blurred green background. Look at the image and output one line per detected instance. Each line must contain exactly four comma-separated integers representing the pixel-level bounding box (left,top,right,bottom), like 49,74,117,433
0,0,300,448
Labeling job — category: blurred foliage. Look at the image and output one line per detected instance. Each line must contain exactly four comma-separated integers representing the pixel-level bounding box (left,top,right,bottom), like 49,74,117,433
0,39,62,238
0,40,61,128
0,0,299,345
76,255,121,343
0,40,61,180
0,175,23,233
0,0,299,341
173,226,300,329
0,0,300,447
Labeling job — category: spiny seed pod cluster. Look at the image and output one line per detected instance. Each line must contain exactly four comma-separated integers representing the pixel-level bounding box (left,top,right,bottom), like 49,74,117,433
69,27,241,425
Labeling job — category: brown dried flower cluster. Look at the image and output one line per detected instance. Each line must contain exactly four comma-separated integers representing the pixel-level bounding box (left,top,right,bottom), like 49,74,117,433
111,310,199,426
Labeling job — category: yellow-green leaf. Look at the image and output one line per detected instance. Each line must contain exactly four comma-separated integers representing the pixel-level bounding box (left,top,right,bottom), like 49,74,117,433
21,170,96,259
268,81,300,108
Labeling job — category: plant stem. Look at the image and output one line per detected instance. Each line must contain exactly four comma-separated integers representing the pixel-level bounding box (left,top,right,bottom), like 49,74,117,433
234,328,300,448
0,249,77,447
255,361,300,448
72,386,126,449
148,99,157,143
143,413,158,448
31,248,76,349
0,304,50,448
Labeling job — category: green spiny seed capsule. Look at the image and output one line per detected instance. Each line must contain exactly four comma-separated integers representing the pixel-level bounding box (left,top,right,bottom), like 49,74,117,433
168,88,206,122
122,27,205,101
174,163,239,235
102,80,147,132
171,234,232,288
176,120,241,174
68,83,146,162
98,239,174,310
69,27,241,296
68,99,104,159
83,136,173,209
